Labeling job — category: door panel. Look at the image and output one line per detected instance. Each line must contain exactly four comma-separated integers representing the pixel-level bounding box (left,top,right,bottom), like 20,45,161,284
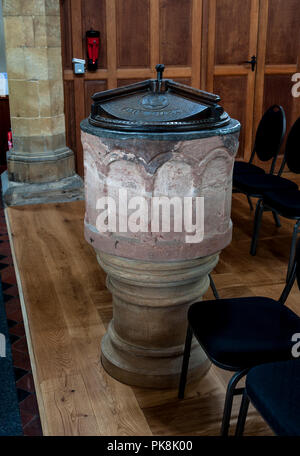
254,0,300,165
60,0,73,69
159,0,193,66
84,80,108,117
265,0,300,65
116,0,150,68
204,0,259,161
63,80,76,156
213,76,248,158
215,0,252,65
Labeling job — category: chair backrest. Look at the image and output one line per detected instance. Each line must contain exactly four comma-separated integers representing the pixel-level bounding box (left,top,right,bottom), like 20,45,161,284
252,105,286,174
284,117,300,174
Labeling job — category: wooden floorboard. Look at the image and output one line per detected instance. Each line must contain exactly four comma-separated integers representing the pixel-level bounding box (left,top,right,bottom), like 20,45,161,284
6,174,300,436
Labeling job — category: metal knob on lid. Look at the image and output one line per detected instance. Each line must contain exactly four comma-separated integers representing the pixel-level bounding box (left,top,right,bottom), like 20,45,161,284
88,64,231,133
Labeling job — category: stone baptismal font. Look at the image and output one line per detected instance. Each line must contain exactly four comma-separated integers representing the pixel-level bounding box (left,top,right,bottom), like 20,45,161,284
80,65,240,388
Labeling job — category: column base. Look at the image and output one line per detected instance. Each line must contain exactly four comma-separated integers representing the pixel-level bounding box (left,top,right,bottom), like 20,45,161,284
101,321,211,389
1,170,84,206
7,146,76,184
97,251,219,389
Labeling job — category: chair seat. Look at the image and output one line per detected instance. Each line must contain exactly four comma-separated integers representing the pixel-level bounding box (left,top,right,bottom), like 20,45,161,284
233,161,265,175
188,297,300,371
246,359,300,436
264,189,300,217
233,173,298,195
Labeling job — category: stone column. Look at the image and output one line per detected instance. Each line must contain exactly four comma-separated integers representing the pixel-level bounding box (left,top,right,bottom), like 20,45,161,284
1,0,83,205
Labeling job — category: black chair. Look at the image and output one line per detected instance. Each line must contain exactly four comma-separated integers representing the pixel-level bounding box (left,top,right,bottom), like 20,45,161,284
178,239,300,436
233,105,286,212
236,359,300,436
250,117,300,281
209,274,219,299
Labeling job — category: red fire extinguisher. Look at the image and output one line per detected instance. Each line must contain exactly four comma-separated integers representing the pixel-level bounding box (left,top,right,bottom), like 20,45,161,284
86,29,100,71
7,129,13,151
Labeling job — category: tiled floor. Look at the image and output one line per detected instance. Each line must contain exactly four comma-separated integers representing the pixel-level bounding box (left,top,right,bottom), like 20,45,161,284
0,194,43,436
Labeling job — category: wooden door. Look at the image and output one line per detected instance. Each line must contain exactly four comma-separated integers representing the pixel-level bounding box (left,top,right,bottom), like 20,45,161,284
60,0,203,176
203,0,260,160
254,0,300,161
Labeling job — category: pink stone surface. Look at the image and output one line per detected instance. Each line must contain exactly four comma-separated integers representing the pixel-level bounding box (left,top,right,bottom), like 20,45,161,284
81,131,239,261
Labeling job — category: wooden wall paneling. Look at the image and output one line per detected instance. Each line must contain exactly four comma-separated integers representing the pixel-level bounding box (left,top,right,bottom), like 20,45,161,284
159,0,193,66
252,0,268,146
60,0,73,69
81,0,107,69
206,0,216,93
63,81,76,156
116,0,150,68
191,0,202,88
172,78,192,85
84,80,108,117
213,76,247,158
200,0,209,90
265,0,300,66
117,79,144,87
71,0,85,176
206,0,259,160
215,0,252,65
106,0,117,89
61,0,203,173
150,0,159,77
244,0,259,161
254,0,300,164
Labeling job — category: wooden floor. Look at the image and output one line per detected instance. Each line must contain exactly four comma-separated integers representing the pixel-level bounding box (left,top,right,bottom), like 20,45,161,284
6,175,300,436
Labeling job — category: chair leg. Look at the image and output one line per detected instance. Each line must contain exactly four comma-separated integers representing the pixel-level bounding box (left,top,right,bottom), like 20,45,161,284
272,211,281,228
178,324,193,399
250,199,264,256
286,220,300,282
221,370,248,437
247,195,254,211
279,261,297,305
209,274,220,299
235,390,250,437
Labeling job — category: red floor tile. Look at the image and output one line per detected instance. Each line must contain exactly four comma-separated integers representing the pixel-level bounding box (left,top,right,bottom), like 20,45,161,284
19,394,39,415
23,416,43,436
12,336,28,353
17,373,36,393
20,409,35,428
9,322,25,337
5,306,23,323
11,349,31,371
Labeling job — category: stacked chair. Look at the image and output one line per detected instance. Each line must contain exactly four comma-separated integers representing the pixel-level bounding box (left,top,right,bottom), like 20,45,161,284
235,241,300,436
250,117,300,281
235,359,300,436
178,240,300,436
233,105,288,217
